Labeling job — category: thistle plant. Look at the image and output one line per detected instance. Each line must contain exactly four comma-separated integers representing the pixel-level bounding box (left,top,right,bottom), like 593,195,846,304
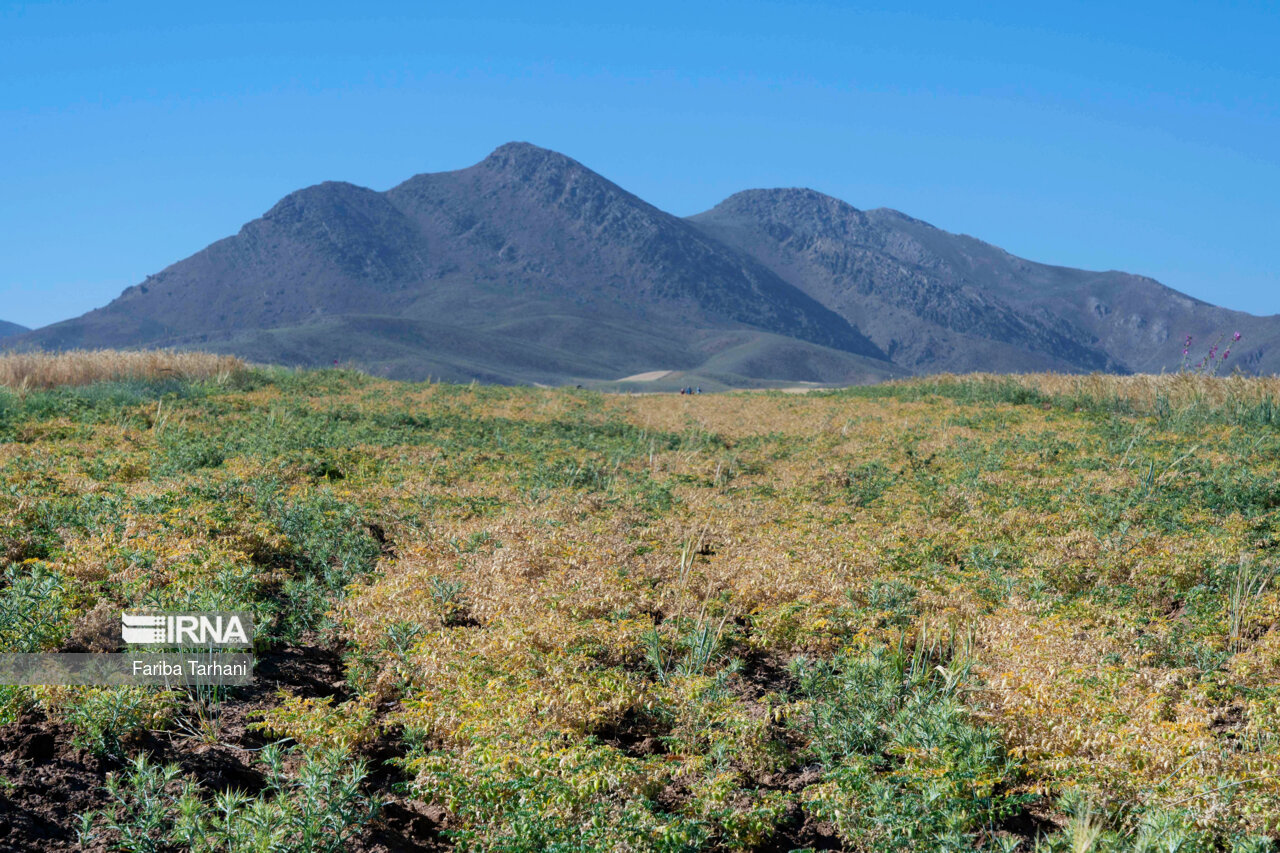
78,744,379,853
1180,331,1242,375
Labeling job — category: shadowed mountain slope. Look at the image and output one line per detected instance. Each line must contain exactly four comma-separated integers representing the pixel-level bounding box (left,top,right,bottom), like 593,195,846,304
13,145,1280,382
16,144,893,385
0,321,26,338
689,189,1280,375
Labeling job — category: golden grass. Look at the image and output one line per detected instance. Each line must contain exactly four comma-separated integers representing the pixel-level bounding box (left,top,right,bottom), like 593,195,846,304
908,370,1280,413
0,349,246,390
10,369,1280,843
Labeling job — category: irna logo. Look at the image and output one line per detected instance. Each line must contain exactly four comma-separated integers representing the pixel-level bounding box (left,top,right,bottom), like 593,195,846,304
121,612,252,647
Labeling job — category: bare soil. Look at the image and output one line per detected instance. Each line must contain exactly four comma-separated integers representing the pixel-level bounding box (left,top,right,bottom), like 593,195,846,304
0,642,450,852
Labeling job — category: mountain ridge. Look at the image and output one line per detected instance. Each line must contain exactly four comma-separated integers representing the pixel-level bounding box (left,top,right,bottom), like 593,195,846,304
15,143,898,386
689,187,1279,374
10,142,1278,382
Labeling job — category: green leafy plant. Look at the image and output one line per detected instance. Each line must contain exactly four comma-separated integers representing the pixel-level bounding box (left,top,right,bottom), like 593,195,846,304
79,743,379,853
0,562,69,651
844,460,895,507
792,637,1029,851
64,688,174,758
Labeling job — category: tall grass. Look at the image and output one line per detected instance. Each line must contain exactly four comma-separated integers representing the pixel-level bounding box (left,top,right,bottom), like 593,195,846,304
843,371,1280,428
0,349,246,390
1228,559,1277,656
1012,371,1280,417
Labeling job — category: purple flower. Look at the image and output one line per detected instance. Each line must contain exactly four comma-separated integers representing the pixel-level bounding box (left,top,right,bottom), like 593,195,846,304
1234,332,1242,342
1224,349,1230,359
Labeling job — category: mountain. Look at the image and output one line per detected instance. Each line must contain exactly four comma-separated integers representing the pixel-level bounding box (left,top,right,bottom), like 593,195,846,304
14,143,898,386
688,189,1280,375
11,143,1279,382
0,321,26,339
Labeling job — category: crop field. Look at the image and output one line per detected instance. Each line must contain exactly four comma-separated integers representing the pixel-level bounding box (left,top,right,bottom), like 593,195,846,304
2,357,1280,851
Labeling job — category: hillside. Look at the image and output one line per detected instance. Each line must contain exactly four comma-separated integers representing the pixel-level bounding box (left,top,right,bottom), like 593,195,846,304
689,188,1280,374
15,144,894,387
0,321,27,338
12,143,1280,382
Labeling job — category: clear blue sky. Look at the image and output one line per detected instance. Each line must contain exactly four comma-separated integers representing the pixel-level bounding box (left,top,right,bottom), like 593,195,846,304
2,1,1277,328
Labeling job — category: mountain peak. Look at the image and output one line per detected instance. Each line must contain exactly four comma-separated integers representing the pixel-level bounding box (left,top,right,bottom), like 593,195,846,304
692,188,872,243
479,141,582,175
486,140,554,157
725,187,840,203
706,187,865,220
261,180,385,223
13,143,1280,382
